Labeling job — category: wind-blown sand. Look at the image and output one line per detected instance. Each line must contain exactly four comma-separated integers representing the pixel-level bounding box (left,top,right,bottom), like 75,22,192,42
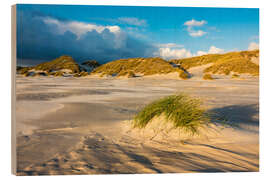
15,75,259,175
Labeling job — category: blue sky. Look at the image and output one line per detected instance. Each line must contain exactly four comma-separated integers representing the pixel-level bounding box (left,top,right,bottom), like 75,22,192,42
16,4,259,65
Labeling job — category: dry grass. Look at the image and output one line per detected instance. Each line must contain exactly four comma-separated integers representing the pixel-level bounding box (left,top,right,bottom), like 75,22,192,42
203,74,214,80
81,60,100,68
232,73,240,78
35,56,80,73
92,57,186,78
204,57,259,76
170,50,259,76
179,71,189,79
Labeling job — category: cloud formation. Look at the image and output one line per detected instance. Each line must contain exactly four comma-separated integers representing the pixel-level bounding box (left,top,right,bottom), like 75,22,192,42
184,19,207,27
196,46,225,56
184,19,207,37
16,11,154,65
44,17,121,38
248,42,259,50
155,47,192,59
17,11,227,65
155,45,224,60
188,29,207,37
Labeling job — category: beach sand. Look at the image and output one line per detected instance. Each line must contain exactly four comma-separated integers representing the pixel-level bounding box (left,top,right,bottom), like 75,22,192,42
15,75,259,175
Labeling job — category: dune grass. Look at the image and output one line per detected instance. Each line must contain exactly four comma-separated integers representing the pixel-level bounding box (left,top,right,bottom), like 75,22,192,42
203,74,214,80
204,57,259,76
170,54,222,70
179,71,189,79
232,73,240,79
35,55,80,73
169,50,259,76
92,57,186,78
133,93,215,135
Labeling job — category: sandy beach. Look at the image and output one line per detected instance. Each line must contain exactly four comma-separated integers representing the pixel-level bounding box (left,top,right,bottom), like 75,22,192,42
15,75,259,175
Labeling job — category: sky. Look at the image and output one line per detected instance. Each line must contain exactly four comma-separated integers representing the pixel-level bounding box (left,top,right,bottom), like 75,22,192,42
16,4,259,65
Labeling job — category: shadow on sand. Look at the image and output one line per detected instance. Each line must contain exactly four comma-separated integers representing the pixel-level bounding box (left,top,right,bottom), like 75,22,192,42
17,104,259,175
209,104,259,131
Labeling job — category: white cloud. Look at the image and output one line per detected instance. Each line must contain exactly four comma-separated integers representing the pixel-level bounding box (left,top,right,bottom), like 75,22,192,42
196,46,224,56
118,17,147,26
196,51,208,56
248,42,259,50
43,17,121,38
208,46,225,54
184,19,207,37
154,44,224,60
189,30,207,37
184,19,207,27
154,47,192,60
43,17,126,49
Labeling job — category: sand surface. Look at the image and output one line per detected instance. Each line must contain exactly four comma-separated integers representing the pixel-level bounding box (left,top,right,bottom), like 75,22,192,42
15,75,259,175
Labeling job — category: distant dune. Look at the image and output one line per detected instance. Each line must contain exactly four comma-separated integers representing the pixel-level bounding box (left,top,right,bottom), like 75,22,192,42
17,50,259,80
91,57,188,79
170,50,259,78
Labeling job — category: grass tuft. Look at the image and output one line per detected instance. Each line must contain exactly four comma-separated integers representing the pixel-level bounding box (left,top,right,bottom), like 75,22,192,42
203,74,214,80
231,73,240,79
133,93,215,135
179,71,189,79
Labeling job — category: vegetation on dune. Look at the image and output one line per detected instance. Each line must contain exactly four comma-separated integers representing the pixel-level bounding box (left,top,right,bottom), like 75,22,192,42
133,93,224,136
17,49,259,78
16,66,24,71
24,71,35,77
169,50,259,76
74,71,89,77
203,74,214,80
17,56,82,77
127,71,136,78
231,73,240,78
80,71,89,77
179,71,189,79
170,54,222,70
204,57,259,76
81,60,100,68
35,56,80,73
92,57,186,78
52,71,64,77
17,67,33,74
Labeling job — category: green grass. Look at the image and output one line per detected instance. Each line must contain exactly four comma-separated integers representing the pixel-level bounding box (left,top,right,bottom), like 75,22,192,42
203,74,214,80
133,93,214,135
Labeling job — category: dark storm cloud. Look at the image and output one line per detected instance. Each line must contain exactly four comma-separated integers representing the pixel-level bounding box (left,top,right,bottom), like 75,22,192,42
16,10,157,65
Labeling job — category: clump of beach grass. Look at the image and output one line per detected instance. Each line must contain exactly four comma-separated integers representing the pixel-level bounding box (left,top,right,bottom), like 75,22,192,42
232,73,240,79
179,71,189,79
203,74,214,80
133,93,227,136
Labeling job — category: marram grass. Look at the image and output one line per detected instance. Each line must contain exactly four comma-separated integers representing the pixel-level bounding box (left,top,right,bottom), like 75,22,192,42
133,93,227,136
